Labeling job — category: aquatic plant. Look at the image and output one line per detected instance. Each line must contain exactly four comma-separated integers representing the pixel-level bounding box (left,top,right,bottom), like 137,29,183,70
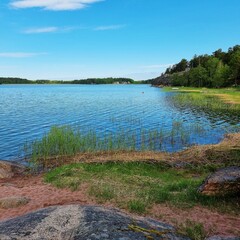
23,112,240,168
170,92,240,113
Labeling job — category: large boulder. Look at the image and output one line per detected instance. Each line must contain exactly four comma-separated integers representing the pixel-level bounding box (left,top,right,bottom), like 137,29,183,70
198,166,240,196
0,205,189,240
0,160,26,179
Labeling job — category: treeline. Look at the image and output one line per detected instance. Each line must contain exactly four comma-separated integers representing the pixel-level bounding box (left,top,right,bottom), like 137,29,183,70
0,77,32,84
155,45,240,87
71,78,134,84
0,77,135,85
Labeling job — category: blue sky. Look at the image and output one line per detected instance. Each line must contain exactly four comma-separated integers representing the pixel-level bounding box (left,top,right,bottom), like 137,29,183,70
0,0,240,80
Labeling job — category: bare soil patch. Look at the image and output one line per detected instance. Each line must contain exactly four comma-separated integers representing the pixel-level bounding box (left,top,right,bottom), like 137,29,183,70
0,174,239,236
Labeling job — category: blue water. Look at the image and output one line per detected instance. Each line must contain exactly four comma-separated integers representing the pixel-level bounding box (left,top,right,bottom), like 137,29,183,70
0,84,239,161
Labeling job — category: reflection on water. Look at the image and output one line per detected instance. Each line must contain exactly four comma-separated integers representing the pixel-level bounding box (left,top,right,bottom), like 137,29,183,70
0,84,239,161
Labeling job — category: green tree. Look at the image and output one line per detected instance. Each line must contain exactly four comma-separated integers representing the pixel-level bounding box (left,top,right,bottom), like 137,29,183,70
188,66,208,87
205,57,220,87
229,50,240,86
212,62,231,87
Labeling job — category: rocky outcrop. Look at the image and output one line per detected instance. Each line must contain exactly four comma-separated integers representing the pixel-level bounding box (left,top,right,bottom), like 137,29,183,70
0,196,30,209
151,74,171,86
0,160,26,179
198,166,240,196
0,205,189,240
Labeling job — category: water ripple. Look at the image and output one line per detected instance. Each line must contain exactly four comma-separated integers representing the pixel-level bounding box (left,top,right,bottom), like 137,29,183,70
0,84,239,160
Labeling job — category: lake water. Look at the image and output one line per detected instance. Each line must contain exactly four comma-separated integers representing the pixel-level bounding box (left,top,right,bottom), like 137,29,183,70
0,84,239,161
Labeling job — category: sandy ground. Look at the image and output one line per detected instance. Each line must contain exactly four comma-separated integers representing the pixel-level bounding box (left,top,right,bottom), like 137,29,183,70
0,175,239,237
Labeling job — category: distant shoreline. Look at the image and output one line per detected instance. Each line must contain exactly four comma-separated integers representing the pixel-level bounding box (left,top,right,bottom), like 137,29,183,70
0,77,151,85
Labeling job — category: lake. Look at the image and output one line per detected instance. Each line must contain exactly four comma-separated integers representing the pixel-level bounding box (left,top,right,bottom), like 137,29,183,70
0,84,239,161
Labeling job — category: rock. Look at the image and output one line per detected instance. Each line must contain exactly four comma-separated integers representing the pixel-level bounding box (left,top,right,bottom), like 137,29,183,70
169,160,191,169
0,205,189,240
0,196,30,209
0,160,26,179
198,166,240,196
206,236,240,240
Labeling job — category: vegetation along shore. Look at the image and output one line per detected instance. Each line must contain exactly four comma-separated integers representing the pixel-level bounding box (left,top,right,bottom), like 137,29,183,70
0,44,239,240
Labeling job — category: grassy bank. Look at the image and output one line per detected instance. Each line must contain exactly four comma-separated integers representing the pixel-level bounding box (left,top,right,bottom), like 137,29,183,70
44,161,239,215
165,87,240,105
24,123,216,169
42,132,240,215
24,124,240,170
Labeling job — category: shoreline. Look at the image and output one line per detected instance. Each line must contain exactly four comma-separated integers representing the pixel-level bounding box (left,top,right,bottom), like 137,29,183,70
1,132,240,169
0,133,239,237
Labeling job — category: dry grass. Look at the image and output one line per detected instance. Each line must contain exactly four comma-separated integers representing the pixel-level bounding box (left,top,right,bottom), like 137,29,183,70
215,94,240,105
41,132,240,170
76,133,240,166
166,87,240,105
173,133,240,166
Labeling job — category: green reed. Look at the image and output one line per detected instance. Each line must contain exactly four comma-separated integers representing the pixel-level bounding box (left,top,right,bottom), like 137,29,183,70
23,120,239,168
171,92,240,113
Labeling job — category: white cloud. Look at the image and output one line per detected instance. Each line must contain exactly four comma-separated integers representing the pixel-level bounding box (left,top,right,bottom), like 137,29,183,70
10,0,103,11
0,52,47,58
141,64,173,69
22,25,123,34
23,27,58,34
22,26,80,34
94,24,125,31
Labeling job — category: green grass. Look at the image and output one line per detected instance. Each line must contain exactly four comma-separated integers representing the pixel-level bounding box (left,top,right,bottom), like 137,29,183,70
178,220,207,240
170,92,240,113
164,86,240,106
44,162,239,215
24,124,211,169
128,200,147,213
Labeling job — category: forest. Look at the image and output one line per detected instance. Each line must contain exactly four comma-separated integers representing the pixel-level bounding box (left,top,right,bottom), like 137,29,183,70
152,45,240,87
0,77,135,85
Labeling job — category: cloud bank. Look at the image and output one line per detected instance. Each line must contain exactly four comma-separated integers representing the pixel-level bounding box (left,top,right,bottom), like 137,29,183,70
10,0,103,11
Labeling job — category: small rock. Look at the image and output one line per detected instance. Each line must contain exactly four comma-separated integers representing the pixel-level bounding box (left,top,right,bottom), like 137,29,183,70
198,166,240,196
170,161,191,169
0,196,30,209
0,160,26,179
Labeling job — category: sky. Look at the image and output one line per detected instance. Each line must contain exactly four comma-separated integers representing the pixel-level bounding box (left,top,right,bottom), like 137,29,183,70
0,0,240,80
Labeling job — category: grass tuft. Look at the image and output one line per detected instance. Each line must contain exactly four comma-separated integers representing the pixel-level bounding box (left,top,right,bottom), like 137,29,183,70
178,219,207,240
128,200,147,213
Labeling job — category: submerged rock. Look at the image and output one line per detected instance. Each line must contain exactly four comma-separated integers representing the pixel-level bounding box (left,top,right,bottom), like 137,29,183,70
0,160,26,179
198,166,240,196
0,205,189,240
0,196,30,209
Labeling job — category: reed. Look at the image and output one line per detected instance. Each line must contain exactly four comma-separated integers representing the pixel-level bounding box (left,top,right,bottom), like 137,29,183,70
170,92,240,113
24,119,240,168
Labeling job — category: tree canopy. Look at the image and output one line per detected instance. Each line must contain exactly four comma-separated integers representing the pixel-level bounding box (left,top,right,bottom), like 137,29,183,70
161,45,240,87
0,77,135,85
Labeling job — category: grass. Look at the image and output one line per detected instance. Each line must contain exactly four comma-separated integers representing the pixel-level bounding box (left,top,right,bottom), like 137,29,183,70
178,220,207,240
165,86,240,106
128,200,147,213
44,161,240,215
169,91,240,114
24,123,215,169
